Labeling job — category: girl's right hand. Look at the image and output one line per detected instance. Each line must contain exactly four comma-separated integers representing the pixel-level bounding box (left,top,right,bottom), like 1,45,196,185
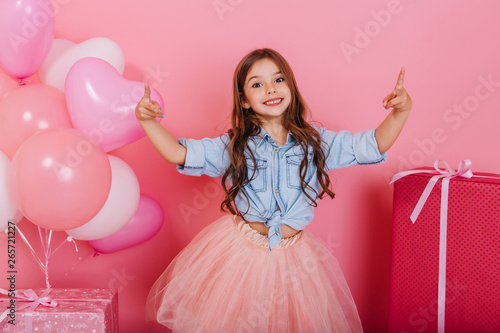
135,82,164,121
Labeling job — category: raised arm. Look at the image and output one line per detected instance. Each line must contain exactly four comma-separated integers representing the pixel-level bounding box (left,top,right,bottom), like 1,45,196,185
375,67,413,154
135,82,187,165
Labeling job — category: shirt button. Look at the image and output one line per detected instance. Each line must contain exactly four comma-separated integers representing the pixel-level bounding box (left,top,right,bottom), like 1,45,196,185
275,149,279,153
276,232,279,236
275,189,279,193
299,158,302,162
251,163,254,167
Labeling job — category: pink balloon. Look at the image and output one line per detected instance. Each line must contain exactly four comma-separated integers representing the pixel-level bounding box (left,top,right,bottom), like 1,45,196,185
9,128,112,231
0,67,19,102
0,0,55,78
65,57,165,152
89,194,164,254
0,70,42,99
39,38,125,92
0,151,22,232
66,155,140,241
0,84,72,159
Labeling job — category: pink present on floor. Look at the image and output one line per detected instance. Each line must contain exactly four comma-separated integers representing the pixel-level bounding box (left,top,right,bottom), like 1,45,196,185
0,288,118,333
388,161,500,333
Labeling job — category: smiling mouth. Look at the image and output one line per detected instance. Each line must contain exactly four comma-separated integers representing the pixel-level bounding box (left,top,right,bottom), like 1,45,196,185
264,98,283,105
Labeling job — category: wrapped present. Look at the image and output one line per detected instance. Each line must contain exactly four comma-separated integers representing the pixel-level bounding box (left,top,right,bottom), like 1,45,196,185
0,288,118,333
388,160,500,333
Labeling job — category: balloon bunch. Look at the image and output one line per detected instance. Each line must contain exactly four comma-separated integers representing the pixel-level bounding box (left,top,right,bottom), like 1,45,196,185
0,0,164,256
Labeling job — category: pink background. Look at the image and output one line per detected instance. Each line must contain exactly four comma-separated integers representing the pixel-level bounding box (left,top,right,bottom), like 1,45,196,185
1,0,500,332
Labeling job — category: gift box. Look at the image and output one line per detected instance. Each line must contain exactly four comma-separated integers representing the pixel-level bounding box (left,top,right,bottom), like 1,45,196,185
0,288,118,333
388,163,500,333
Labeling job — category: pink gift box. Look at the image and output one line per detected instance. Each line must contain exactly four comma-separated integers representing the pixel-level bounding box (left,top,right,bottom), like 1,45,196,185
0,288,118,333
388,168,500,333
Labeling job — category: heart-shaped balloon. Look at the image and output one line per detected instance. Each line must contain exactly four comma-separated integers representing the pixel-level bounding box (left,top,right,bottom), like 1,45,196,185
65,57,164,152
39,38,125,92
88,194,164,254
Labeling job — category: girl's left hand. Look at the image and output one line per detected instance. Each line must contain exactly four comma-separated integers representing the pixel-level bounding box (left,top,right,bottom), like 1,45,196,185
382,67,412,112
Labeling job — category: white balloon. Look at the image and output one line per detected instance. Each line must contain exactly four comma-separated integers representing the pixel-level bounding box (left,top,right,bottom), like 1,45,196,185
0,151,22,232
39,37,125,91
66,155,140,240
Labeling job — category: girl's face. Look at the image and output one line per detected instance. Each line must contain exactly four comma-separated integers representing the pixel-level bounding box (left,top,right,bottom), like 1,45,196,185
241,58,291,123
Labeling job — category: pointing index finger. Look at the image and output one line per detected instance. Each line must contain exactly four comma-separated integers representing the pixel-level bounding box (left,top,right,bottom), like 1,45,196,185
396,67,405,89
144,82,151,100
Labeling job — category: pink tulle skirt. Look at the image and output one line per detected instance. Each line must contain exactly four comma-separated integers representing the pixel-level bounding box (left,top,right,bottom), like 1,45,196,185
146,215,363,332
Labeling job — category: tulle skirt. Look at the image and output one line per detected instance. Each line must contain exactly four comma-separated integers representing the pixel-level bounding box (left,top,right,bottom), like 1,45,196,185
146,215,363,332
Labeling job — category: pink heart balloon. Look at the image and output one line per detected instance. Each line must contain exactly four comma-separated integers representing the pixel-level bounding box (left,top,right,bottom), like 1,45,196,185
65,57,164,152
88,194,164,254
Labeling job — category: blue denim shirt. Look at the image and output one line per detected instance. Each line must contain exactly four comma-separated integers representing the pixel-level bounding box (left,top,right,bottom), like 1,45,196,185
177,126,386,251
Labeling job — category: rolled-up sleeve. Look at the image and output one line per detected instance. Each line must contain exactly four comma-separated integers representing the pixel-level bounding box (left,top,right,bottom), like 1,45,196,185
321,128,387,171
176,135,229,177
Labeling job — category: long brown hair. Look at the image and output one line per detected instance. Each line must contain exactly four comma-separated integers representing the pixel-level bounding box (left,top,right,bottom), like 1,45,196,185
221,48,334,218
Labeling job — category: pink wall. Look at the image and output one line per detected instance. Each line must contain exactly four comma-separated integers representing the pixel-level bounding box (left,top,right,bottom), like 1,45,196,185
2,1,500,332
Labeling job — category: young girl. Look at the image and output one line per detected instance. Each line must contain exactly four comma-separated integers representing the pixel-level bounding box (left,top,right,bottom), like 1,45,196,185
138,48,412,332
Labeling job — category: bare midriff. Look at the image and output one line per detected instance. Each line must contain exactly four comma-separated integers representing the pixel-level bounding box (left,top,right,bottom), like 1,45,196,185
246,221,301,239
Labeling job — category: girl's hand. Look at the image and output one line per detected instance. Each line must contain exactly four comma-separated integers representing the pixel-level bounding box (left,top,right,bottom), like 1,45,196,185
382,67,412,112
135,82,164,121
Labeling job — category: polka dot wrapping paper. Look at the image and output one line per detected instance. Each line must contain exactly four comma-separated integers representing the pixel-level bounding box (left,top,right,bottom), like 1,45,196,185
0,288,118,332
388,169,500,333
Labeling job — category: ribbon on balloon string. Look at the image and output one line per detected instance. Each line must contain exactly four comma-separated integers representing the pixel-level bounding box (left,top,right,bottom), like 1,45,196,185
390,160,500,333
0,288,57,332
39,227,52,289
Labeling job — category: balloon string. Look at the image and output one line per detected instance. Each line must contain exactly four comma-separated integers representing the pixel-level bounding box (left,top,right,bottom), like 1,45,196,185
47,229,53,258
68,237,79,252
16,226,46,273
45,229,53,288
51,239,67,256
38,227,47,255
17,225,81,288
51,236,77,257
36,226,51,288
51,250,98,286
